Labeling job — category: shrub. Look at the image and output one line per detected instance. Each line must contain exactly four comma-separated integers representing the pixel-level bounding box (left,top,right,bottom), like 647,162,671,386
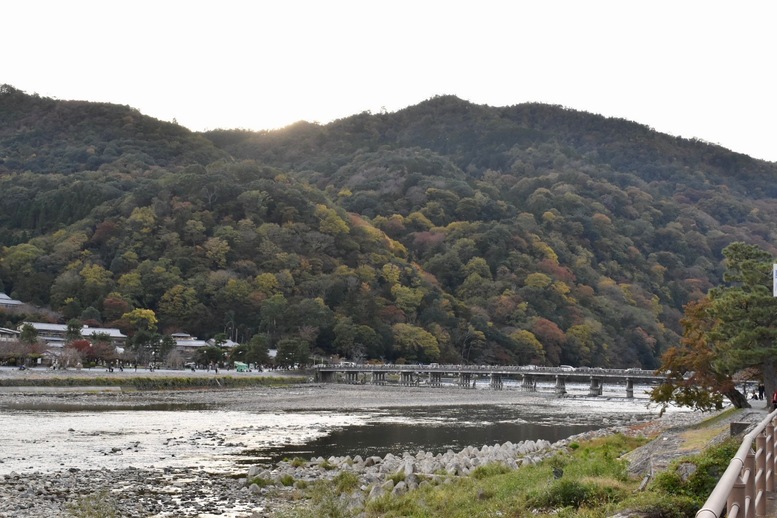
619,492,700,518
471,463,511,479
290,457,306,468
65,489,118,518
319,459,336,471
333,471,359,493
388,471,406,485
280,479,354,518
652,470,684,495
530,478,626,509
651,436,739,502
248,477,272,488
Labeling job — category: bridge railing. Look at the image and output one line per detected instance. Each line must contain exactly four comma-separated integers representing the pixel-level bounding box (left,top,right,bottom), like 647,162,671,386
315,364,655,374
696,410,777,518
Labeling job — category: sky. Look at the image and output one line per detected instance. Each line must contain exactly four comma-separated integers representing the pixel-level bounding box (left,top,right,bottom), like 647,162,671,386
5,1,777,162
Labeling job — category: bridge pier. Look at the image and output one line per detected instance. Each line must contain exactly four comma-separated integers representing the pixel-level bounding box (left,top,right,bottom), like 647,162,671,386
459,372,472,388
345,371,360,384
588,377,602,396
428,372,442,387
372,371,386,385
626,378,634,398
400,371,415,386
554,375,566,395
490,373,503,390
317,370,335,383
521,374,536,392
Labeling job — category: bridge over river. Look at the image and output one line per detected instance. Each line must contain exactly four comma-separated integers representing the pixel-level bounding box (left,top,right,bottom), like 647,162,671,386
314,365,665,398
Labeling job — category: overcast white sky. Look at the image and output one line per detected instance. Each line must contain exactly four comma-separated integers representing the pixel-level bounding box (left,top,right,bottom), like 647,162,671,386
5,1,777,162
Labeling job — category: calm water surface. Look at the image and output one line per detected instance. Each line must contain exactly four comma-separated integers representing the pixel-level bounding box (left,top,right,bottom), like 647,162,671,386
252,404,601,464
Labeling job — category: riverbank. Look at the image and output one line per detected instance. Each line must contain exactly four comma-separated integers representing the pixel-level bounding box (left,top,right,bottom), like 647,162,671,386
0,365,305,392
0,372,764,517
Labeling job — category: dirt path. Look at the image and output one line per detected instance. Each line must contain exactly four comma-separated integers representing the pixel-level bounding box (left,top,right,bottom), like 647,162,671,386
623,405,770,477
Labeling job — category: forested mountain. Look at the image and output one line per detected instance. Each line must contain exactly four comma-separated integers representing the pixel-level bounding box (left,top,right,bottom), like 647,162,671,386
2,85,777,369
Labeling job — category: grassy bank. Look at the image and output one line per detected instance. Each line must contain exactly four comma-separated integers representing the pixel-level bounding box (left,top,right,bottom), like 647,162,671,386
279,421,739,517
0,374,302,391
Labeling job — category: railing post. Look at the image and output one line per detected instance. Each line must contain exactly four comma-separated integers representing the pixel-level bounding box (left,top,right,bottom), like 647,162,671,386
756,435,766,517
764,422,774,492
770,419,777,492
729,479,746,518
744,452,755,518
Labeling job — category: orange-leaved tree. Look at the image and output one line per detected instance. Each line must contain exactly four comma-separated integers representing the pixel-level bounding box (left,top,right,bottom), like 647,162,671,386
652,242,777,411
650,298,744,411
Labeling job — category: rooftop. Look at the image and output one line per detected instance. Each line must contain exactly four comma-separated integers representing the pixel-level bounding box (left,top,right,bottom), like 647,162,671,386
0,293,23,306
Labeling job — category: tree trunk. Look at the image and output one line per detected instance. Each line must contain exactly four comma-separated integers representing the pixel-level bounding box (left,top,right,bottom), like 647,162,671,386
763,358,777,411
724,388,751,409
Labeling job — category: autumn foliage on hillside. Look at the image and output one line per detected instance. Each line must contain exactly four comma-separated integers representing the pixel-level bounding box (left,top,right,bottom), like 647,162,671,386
3,86,777,368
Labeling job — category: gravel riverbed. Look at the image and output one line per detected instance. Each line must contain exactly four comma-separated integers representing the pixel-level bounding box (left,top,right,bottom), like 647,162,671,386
0,373,754,517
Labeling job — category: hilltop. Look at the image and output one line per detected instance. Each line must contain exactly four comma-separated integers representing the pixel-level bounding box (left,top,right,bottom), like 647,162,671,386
2,85,777,369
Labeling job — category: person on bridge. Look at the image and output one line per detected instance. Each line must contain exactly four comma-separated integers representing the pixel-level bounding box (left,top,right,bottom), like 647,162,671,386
772,389,777,411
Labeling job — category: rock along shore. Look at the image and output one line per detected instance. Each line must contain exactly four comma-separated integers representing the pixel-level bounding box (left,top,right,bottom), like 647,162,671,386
0,428,613,517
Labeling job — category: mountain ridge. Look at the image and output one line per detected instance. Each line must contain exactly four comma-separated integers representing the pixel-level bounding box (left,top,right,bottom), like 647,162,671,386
1,85,776,370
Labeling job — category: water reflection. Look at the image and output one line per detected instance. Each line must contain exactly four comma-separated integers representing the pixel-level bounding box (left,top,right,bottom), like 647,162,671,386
247,405,600,464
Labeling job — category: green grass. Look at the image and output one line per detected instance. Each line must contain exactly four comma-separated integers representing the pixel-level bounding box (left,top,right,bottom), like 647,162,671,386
266,426,743,517
387,471,406,485
333,471,360,493
286,445,630,517
349,432,732,517
651,435,740,501
685,407,739,431
319,459,337,471
65,490,119,518
288,457,307,468
248,477,273,488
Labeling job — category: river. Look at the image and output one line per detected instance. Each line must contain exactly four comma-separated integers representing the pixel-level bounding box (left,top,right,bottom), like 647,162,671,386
0,382,674,476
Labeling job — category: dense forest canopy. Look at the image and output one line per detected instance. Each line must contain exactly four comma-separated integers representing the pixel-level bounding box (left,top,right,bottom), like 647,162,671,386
2,85,777,368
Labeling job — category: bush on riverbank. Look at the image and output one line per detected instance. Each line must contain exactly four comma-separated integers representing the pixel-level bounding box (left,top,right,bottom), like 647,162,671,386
65,490,118,518
278,432,737,517
651,435,739,505
0,375,301,390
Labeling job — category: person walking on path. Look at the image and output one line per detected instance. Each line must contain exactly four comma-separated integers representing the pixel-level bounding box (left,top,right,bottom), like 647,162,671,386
771,389,777,411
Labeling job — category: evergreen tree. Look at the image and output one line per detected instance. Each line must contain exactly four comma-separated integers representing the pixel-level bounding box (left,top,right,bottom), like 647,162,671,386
652,242,777,410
